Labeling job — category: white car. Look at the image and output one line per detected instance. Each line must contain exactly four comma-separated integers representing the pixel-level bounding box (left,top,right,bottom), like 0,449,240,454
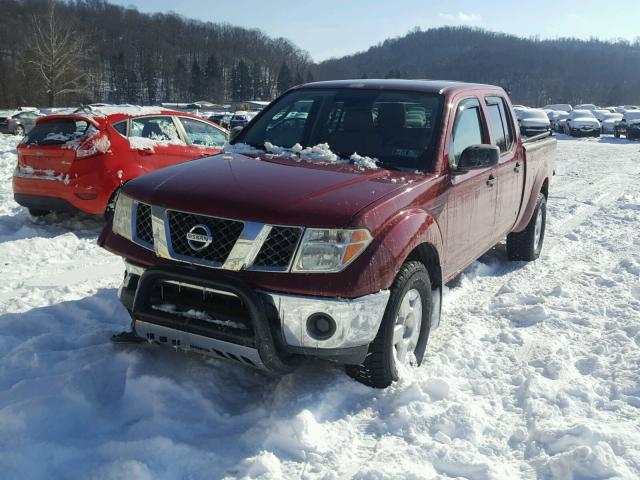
517,108,551,137
543,103,572,113
564,110,601,137
600,113,623,134
574,104,598,112
593,109,612,122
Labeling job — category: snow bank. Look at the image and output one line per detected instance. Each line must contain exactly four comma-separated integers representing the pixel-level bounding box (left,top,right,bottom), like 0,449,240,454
0,133,639,479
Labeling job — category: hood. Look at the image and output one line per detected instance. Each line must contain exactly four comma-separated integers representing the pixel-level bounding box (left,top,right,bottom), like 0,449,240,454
124,153,417,227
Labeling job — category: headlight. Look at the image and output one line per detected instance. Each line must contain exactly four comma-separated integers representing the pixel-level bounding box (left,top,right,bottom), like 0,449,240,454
292,228,372,273
112,192,134,240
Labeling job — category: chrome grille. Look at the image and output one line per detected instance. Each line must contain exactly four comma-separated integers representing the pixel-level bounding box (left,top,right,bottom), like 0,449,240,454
252,226,302,269
134,202,153,247
167,210,244,264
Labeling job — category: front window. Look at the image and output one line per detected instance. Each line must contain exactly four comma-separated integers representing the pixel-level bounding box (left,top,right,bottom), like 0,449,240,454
237,88,445,172
450,101,484,167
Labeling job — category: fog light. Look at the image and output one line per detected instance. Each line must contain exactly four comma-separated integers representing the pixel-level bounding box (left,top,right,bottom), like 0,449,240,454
306,313,336,340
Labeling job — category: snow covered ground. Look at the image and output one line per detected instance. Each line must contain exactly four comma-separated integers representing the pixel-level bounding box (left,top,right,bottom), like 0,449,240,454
0,133,639,479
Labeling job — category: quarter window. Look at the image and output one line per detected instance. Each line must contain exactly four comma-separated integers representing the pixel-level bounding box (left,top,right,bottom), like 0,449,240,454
451,103,484,167
179,117,228,147
112,121,127,136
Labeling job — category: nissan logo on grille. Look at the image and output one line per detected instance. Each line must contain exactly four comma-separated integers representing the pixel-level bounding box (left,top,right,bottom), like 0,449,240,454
186,224,213,251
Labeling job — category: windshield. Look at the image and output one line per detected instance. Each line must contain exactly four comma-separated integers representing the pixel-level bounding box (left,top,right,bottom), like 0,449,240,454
571,110,595,119
237,88,445,172
624,111,640,121
24,119,90,146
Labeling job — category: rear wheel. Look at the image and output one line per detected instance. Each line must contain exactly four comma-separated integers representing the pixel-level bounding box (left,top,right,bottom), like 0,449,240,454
345,261,432,388
28,207,50,217
507,194,546,261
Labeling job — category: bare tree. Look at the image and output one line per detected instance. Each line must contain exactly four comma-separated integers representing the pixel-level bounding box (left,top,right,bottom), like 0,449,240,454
26,2,87,106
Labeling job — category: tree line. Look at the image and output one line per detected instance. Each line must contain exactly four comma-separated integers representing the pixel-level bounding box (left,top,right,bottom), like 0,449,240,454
0,0,313,107
1,2,639,109
315,26,640,107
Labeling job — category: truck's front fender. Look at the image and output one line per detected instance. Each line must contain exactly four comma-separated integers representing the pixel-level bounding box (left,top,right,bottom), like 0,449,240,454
369,208,444,291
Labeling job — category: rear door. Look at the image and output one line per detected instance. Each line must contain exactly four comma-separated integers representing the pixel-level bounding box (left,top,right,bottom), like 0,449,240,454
485,95,523,236
444,97,499,275
176,116,228,159
128,115,188,171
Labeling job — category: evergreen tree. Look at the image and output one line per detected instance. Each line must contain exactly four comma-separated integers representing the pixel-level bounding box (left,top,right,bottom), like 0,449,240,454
190,58,203,101
276,62,293,95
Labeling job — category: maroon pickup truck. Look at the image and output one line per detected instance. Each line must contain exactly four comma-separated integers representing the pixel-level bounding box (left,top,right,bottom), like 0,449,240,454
99,79,555,388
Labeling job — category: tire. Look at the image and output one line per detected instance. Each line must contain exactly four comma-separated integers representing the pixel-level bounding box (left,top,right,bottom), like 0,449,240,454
507,193,547,261
104,186,122,221
614,130,620,138
345,261,432,388
28,207,50,217
14,125,25,136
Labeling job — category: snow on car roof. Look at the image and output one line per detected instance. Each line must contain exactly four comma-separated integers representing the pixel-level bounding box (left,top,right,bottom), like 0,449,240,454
519,108,549,119
75,104,166,118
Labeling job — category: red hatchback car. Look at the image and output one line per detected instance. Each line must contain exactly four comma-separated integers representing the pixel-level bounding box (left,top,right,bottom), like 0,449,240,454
13,106,228,217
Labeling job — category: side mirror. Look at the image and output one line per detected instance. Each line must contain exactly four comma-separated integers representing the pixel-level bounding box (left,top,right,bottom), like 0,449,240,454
456,144,499,172
229,126,243,143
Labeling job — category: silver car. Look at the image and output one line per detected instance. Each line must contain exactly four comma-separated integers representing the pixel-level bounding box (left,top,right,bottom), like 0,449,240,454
0,110,41,136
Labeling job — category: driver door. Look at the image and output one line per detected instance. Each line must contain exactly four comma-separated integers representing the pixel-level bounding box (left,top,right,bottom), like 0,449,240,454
443,97,499,277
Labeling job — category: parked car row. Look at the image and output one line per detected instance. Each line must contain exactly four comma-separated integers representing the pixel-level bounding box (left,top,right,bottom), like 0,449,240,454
525,102,640,139
11,105,229,218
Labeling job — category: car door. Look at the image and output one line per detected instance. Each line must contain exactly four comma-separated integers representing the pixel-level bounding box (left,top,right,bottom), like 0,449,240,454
128,115,188,171
443,97,499,276
176,116,228,159
485,96,523,236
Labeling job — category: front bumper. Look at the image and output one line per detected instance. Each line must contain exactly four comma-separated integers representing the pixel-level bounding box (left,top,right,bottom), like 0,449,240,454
119,262,389,368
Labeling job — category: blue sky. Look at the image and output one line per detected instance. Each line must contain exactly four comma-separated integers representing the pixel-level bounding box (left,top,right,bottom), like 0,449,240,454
111,0,640,61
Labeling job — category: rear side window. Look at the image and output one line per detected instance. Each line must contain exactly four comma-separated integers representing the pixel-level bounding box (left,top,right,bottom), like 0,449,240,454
485,96,514,153
179,117,227,147
451,102,484,167
112,121,127,136
24,120,89,146
130,116,182,143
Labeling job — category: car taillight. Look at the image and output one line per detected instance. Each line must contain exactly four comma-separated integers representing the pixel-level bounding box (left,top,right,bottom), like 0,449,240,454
75,132,111,159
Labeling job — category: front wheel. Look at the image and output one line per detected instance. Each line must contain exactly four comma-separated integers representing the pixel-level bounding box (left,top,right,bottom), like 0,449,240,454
14,125,25,136
507,193,546,261
345,261,432,388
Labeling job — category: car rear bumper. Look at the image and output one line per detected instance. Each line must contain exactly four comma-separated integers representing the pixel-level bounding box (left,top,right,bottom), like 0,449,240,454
119,262,389,368
12,172,112,215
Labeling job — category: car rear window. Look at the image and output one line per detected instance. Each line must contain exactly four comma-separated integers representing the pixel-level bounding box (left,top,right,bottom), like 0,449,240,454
24,119,90,146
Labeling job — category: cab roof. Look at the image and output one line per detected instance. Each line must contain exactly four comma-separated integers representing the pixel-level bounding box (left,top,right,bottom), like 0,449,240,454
299,79,503,96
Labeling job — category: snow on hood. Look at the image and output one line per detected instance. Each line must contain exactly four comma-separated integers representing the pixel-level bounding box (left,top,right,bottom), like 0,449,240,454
224,142,380,170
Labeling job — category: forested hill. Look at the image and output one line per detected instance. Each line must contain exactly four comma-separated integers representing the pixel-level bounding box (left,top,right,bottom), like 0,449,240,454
315,27,640,106
0,0,313,107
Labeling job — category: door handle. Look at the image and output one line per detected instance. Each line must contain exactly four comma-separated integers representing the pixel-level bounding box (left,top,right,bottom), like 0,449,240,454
514,162,522,173
486,175,496,187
